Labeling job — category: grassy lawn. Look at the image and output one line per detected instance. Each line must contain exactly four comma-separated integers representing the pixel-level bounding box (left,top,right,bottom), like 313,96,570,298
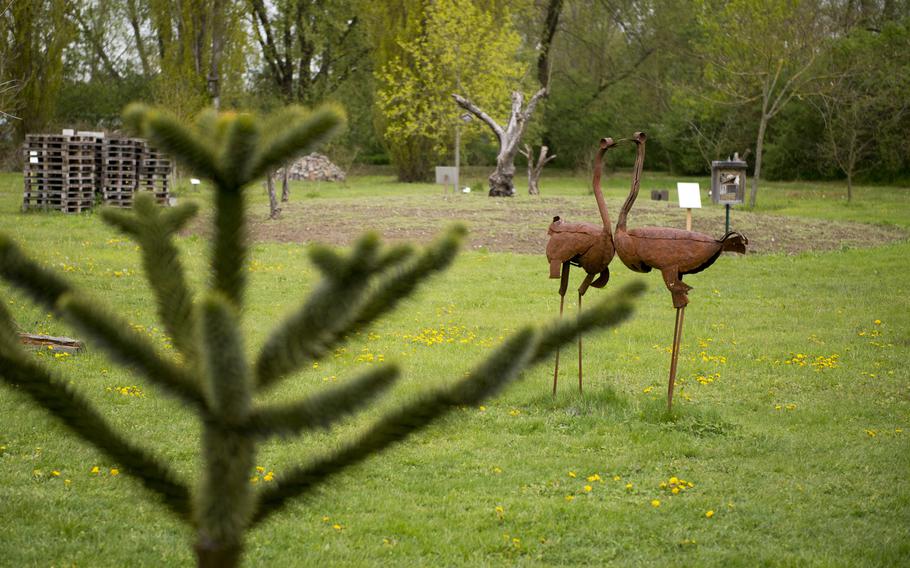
1,169,908,566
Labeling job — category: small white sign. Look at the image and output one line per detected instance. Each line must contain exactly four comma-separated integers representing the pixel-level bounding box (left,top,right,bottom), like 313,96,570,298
29,157,39,164
677,182,702,209
435,167,456,186
190,178,201,185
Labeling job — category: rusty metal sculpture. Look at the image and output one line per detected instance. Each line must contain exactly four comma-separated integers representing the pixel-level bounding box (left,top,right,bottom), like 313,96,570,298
614,132,747,409
546,137,618,395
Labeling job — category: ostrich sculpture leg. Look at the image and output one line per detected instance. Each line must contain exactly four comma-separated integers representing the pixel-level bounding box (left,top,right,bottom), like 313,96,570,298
667,306,685,410
661,267,691,410
577,274,595,393
552,262,571,396
552,267,596,395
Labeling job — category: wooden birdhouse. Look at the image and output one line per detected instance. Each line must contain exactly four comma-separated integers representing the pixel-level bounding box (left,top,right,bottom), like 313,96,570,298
710,155,747,205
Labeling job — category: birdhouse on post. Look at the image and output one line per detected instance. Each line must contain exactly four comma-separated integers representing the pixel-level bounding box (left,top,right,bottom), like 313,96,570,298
711,154,747,233
710,155,747,205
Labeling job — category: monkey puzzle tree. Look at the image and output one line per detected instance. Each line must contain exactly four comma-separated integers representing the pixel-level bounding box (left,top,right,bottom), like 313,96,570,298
0,103,643,567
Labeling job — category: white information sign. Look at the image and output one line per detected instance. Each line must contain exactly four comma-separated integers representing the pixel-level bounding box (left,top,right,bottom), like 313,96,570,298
435,167,456,186
677,182,702,209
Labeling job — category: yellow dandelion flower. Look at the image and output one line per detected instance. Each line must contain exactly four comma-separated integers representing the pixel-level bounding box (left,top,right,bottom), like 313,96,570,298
51,470,61,477
625,482,633,490
643,386,654,394
587,474,601,482
874,319,881,325
332,523,343,531
671,487,680,495
568,471,577,478
705,510,715,518
669,476,679,485
565,495,575,502
651,499,661,508
256,466,265,474
492,466,502,474
322,516,330,522
64,479,72,487
613,475,621,481
659,482,667,489
90,466,100,474
263,472,274,482
479,405,487,412
584,485,593,493
109,468,120,476
865,429,877,437
495,506,505,519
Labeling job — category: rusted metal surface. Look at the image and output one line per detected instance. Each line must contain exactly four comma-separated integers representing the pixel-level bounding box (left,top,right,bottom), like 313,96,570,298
546,137,618,394
614,131,748,409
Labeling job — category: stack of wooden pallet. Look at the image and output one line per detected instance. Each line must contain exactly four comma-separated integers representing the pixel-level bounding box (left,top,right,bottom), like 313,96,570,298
23,134,101,213
100,137,143,207
136,145,172,205
22,132,172,212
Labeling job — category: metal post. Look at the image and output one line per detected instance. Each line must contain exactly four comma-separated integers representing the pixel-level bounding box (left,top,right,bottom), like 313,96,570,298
454,124,460,196
725,204,731,234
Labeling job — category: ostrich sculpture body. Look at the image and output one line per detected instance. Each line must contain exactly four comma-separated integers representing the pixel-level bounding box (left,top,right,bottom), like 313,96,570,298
614,132,747,409
546,137,618,395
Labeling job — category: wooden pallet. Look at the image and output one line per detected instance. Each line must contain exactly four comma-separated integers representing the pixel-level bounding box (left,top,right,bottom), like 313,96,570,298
23,134,101,213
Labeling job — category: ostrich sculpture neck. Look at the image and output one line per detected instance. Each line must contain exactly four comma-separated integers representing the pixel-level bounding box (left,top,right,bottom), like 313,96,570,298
593,137,616,232
616,131,646,233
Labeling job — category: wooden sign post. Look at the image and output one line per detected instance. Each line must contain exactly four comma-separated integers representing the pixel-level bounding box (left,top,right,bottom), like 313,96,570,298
677,182,702,231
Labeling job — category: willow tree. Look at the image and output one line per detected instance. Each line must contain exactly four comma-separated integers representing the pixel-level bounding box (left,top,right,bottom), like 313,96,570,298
373,0,523,182
0,0,72,140
0,102,643,566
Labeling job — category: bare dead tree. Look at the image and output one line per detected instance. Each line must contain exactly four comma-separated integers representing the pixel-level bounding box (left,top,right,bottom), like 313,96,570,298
453,88,548,197
520,144,556,195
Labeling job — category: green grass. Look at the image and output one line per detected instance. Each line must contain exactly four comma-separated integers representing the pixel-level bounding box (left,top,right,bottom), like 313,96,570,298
1,170,908,566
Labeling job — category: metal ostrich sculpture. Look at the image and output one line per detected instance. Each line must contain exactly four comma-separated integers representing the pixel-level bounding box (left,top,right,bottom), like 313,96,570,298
614,132,748,409
546,137,618,395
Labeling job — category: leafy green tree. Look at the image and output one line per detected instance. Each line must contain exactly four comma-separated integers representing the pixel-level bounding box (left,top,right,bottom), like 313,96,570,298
373,0,525,181
0,102,643,566
813,20,910,198
694,0,831,208
248,0,366,105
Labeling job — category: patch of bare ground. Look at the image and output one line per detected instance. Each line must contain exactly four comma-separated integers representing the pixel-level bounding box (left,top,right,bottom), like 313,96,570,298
189,195,907,255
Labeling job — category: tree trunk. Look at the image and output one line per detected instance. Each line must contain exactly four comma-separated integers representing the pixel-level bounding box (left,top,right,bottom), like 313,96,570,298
208,0,225,109
195,539,242,568
281,164,290,202
488,166,516,197
749,115,768,209
266,174,280,219
126,0,151,77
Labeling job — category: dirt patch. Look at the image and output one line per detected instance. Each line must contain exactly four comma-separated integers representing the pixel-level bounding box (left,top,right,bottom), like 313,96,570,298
188,195,907,255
